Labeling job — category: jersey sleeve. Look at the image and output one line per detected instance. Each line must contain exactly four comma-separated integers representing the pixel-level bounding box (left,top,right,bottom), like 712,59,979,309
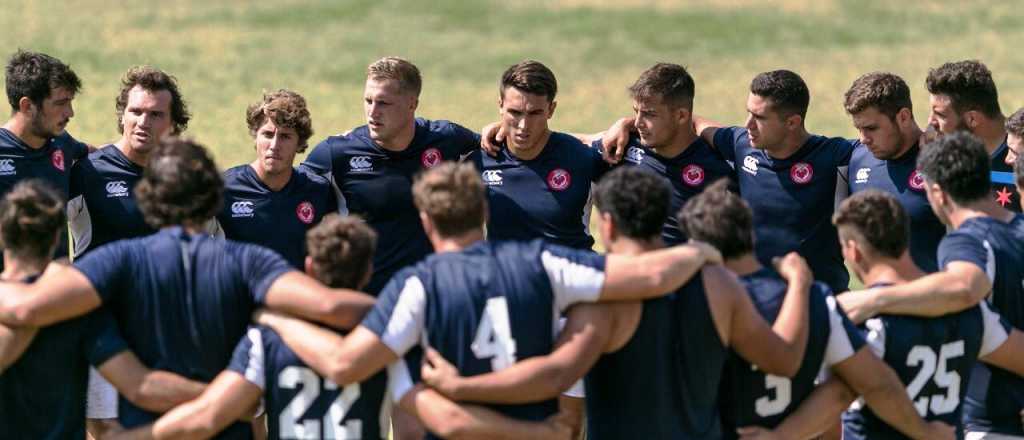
937,232,995,283
360,271,427,356
833,138,858,168
978,301,1012,358
385,346,424,403
74,242,131,303
227,326,267,390
301,139,336,176
587,144,612,182
82,307,130,367
711,126,745,163
822,293,868,368
449,122,483,156
59,132,90,162
237,244,296,304
538,243,607,312
862,317,886,359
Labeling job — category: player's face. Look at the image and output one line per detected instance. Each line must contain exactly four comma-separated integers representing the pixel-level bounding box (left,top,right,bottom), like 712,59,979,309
121,86,174,154
1005,133,1022,166
364,78,417,144
633,97,682,149
744,93,786,150
28,86,75,139
500,87,555,152
851,107,906,160
253,118,300,176
928,94,968,135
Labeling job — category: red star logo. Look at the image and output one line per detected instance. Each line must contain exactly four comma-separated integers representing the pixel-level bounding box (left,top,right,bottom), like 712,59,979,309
996,187,1013,206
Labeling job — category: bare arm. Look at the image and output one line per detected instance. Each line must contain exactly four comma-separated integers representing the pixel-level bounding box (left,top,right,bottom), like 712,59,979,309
981,328,1024,377
111,371,261,440
737,377,856,440
262,271,376,331
599,241,721,302
693,114,723,145
0,323,36,372
399,385,569,440
97,350,207,413
837,262,989,324
0,262,102,326
254,310,397,386
421,302,613,404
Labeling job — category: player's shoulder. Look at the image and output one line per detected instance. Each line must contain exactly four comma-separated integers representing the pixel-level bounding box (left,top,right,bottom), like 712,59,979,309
222,164,251,181
291,165,332,187
312,128,373,152
848,141,876,165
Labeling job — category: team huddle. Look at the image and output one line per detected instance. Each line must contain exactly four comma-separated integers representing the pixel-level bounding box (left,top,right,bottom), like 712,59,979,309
1,48,1024,440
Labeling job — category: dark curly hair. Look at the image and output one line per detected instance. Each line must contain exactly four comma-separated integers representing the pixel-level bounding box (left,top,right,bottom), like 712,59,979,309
678,178,753,260
0,179,66,263
500,60,557,102
246,89,314,152
115,66,190,136
306,214,377,289
844,72,913,120
751,69,809,120
592,167,669,240
833,190,908,259
5,50,81,111
925,60,1001,118
135,137,223,229
629,63,695,110
916,131,990,205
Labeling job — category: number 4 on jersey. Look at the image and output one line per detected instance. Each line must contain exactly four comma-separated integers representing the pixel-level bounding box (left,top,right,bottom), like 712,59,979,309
471,296,518,370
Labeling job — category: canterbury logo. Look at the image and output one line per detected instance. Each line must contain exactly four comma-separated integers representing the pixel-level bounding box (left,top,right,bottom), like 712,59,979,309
0,159,14,174
482,170,503,185
626,147,644,164
349,156,372,170
231,201,255,216
105,180,129,197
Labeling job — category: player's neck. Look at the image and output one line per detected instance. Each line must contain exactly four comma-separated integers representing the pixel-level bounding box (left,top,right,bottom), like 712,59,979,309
654,126,698,158
249,162,293,192
607,236,664,255
0,254,47,282
973,119,1007,155
431,229,485,254
723,253,761,277
767,129,810,160
115,138,150,167
892,125,924,159
375,121,417,152
859,254,924,287
2,115,47,149
949,199,1014,228
507,129,551,161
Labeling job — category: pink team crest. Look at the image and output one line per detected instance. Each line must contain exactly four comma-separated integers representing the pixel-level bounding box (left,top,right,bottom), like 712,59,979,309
908,170,925,191
52,150,65,171
790,162,813,184
421,147,442,168
681,164,705,187
296,201,315,224
547,168,571,191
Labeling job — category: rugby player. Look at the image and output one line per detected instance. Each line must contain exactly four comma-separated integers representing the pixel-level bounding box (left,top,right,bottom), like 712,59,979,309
1006,108,1024,209
925,60,1019,212
211,89,336,268
837,132,1024,438
0,138,376,438
0,180,207,439
245,162,726,439
844,72,944,272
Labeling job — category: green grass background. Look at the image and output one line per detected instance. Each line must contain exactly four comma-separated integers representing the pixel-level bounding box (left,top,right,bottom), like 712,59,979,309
4,0,1022,288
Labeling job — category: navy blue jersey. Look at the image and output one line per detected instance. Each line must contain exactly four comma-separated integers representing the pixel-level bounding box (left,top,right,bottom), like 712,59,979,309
842,300,1010,439
0,272,127,440
68,144,153,257
593,135,735,245
0,128,88,261
849,144,945,272
361,239,606,433
215,165,337,269
720,269,864,437
990,139,1020,213
471,132,608,250
302,118,479,294
937,216,1024,435
74,227,294,435
713,127,856,292
228,326,389,440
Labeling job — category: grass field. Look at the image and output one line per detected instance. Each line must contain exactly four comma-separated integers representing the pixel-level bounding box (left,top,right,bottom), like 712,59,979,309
3,0,1021,289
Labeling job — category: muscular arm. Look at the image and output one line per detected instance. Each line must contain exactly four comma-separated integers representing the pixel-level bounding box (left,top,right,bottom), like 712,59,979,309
0,262,102,326
738,377,856,440
838,262,989,323
400,385,567,440
97,351,207,413
693,115,723,145
0,324,36,372
255,311,397,386
262,271,376,331
599,242,720,302
422,303,614,404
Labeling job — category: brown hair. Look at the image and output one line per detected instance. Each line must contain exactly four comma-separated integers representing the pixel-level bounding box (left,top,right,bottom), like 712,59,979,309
135,137,223,228
1006,107,1024,138
832,190,908,259
844,72,913,120
500,60,558,102
412,162,487,237
246,89,314,152
5,50,81,111
367,57,422,97
0,179,66,263
306,214,377,289
115,66,190,135
925,60,1001,118
629,63,695,110
677,179,752,260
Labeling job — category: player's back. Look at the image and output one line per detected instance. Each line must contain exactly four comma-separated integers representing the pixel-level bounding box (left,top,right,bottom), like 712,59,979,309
230,326,389,440
719,269,835,436
843,302,1004,439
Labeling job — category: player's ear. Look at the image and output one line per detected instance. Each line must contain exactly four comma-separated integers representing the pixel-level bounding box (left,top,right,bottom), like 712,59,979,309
964,110,981,130
785,113,803,131
676,106,691,126
896,107,913,127
599,211,616,242
547,100,557,119
303,256,316,279
17,96,35,115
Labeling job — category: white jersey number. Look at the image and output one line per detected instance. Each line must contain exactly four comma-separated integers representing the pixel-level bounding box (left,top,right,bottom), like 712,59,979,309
905,341,964,417
754,368,792,417
471,296,518,370
278,366,362,439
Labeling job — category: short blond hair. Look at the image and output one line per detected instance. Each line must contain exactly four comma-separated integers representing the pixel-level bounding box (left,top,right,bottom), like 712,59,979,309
412,162,487,237
367,57,421,97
